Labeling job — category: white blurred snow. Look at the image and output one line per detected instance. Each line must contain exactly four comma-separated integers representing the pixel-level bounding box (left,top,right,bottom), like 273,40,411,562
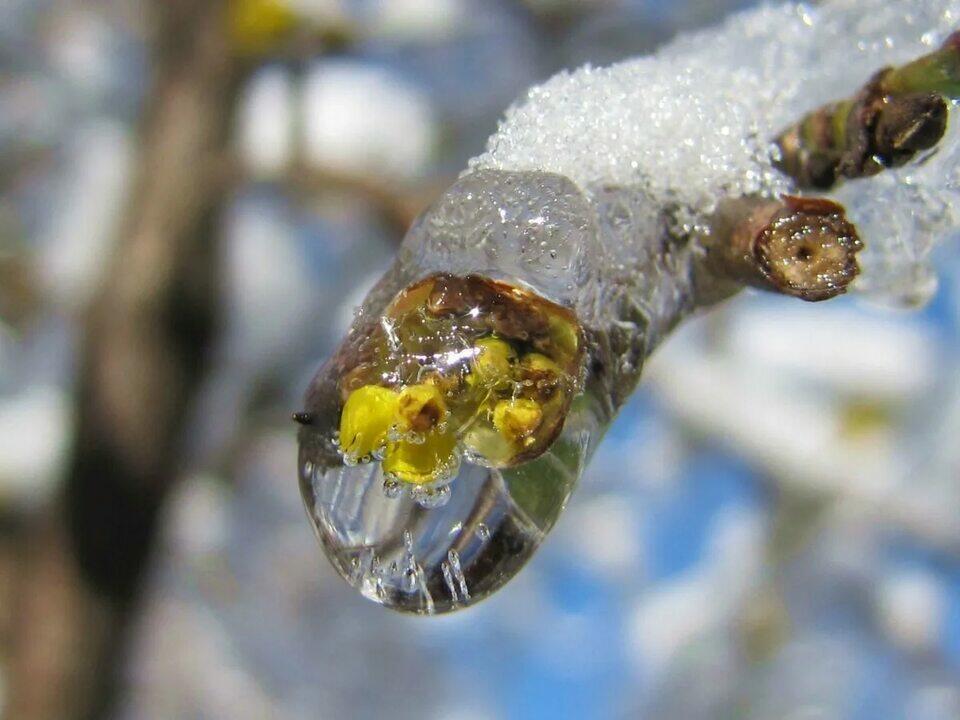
0,385,70,509
628,505,765,681
302,59,438,181
367,0,466,41
876,568,945,653
236,66,296,178
38,120,133,309
647,297,960,548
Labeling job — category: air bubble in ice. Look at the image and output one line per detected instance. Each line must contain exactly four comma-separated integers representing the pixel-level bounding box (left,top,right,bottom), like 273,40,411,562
411,483,451,509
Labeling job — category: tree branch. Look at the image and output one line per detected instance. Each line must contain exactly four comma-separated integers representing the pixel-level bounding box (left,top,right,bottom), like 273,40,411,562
6,2,246,718
775,31,960,189
701,32,960,302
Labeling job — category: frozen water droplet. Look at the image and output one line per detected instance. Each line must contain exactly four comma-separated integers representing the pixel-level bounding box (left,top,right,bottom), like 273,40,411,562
412,484,451,509
438,549,471,604
295,0,960,617
441,559,458,602
382,478,402,499
447,549,470,602
298,402,597,613
300,461,314,483
403,566,418,591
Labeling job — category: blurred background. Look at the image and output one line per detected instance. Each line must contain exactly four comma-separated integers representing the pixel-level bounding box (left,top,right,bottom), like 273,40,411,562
1,0,960,718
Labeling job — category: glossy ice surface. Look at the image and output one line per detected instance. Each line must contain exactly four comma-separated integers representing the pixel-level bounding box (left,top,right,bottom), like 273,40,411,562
300,399,599,613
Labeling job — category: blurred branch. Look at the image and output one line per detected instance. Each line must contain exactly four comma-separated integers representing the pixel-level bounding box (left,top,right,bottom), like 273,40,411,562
0,250,39,330
6,1,247,718
283,162,450,241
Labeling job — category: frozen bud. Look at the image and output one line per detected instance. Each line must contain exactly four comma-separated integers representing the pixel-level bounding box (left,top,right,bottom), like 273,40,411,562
299,268,596,613
493,398,543,448
755,196,862,302
327,273,584,478
338,385,399,462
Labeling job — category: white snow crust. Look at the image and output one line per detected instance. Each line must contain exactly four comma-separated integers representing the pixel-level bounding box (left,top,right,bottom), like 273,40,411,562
471,0,960,305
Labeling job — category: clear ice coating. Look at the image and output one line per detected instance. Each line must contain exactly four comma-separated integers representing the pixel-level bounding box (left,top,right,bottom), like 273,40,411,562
299,172,617,614
300,0,960,613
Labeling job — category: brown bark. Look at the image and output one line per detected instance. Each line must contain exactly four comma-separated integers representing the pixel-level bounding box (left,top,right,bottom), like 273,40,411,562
6,2,245,718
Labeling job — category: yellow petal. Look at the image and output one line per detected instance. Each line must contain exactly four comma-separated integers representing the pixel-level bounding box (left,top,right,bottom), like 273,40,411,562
467,336,516,388
383,432,458,485
338,385,399,460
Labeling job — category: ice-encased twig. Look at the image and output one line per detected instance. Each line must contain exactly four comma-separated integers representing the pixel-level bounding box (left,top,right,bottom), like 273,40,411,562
299,0,960,613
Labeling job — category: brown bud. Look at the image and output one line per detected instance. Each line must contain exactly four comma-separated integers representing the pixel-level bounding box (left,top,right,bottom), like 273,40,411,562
874,93,948,166
426,274,475,316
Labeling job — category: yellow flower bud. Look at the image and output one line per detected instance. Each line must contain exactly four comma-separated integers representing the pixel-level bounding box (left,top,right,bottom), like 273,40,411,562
492,398,543,447
397,383,448,434
467,336,517,389
383,431,458,485
338,385,399,461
